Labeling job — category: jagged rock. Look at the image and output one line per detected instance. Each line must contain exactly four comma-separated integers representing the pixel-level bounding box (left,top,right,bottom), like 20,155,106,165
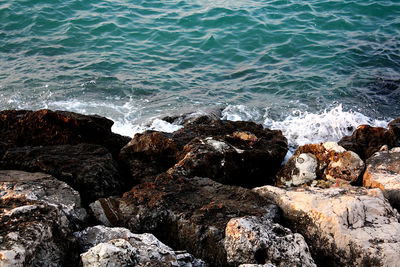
253,185,400,267
338,122,399,160
120,117,287,187
224,216,315,266
89,197,122,227
0,109,130,157
238,264,276,267
0,170,87,266
92,173,280,266
364,147,400,211
276,142,364,188
119,131,178,182
75,225,207,266
1,144,125,204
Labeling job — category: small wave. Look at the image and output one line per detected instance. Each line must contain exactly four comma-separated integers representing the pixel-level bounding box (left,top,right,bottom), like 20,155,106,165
222,104,389,149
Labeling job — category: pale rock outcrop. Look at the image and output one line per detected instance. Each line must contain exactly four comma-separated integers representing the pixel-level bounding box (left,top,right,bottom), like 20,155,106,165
0,170,87,266
277,142,364,187
253,185,400,267
364,147,400,210
224,216,316,267
75,225,207,266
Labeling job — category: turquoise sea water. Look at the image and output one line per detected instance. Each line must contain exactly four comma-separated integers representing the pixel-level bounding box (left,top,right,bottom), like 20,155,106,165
0,0,399,147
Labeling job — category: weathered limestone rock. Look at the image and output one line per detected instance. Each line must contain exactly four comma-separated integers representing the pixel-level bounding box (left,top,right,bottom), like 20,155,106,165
92,173,280,266
254,185,400,267
89,197,122,227
120,117,287,187
224,216,315,266
75,225,207,266
364,147,400,210
0,109,130,157
0,170,87,266
277,142,364,188
1,144,124,204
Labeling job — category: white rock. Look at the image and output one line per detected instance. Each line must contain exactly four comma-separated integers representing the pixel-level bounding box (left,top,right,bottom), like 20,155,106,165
224,216,316,267
253,185,400,267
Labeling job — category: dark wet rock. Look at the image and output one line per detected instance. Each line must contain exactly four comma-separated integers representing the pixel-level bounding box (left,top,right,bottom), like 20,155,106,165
119,131,178,183
0,170,87,266
162,108,223,126
75,225,207,267
364,147,400,211
0,109,130,157
120,118,287,187
276,142,364,188
254,186,400,267
389,118,400,147
338,123,397,160
1,144,124,205
224,216,315,266
92,173,280,266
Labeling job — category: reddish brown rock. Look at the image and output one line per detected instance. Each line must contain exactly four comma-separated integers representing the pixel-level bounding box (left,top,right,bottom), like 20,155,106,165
389,118,400,147
277,142,364,188
338,124,395,160
119,131,178,183
0,109,130,157
92,173,280,266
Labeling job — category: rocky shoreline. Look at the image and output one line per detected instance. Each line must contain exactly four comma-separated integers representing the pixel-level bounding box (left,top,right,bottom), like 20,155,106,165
1,109,399,266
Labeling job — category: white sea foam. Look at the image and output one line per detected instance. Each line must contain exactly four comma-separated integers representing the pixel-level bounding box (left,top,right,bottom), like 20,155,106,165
222,104,389,149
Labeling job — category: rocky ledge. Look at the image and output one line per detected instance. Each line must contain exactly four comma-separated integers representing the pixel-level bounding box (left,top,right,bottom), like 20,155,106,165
1,109,399,267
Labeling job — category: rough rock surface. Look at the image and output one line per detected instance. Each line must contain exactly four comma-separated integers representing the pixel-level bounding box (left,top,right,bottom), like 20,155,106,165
276,142,365,187
1,144,124,204
76,225,207,266
224,216,315,267
0,109,130,157
0,170,87,266
120,117,287,187
254,185,400,267
92,173,280,266
364,147,400,211
277,142,364,187
338,120,400,160
119,131,178,183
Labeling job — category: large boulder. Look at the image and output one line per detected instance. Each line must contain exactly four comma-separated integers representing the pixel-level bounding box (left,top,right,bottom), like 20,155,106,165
276,142,364,188
0,170,87,266
0,109,130,157
254,186,400,267
364,147,400,211
90,173,281,266
1,144,124,204
75,225,207,266
119,117,287,187
224,216,315,266
338,117,400,160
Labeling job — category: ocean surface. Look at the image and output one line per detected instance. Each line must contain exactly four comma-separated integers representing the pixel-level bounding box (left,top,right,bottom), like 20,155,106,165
1,0,399,149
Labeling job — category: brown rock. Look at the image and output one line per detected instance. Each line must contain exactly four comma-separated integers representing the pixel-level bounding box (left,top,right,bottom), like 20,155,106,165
338,124,392,160
119,118,287,187
0,109,130,157
0,144,125,205
119,131,178,183
92,173,280,266
389,118,400,147
364,147,400,211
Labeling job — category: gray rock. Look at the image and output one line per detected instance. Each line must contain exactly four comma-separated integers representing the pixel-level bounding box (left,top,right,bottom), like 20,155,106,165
75,225,207,266
253,185,400,267
0,170,87,266
224,216,316,267
364,147,400,211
